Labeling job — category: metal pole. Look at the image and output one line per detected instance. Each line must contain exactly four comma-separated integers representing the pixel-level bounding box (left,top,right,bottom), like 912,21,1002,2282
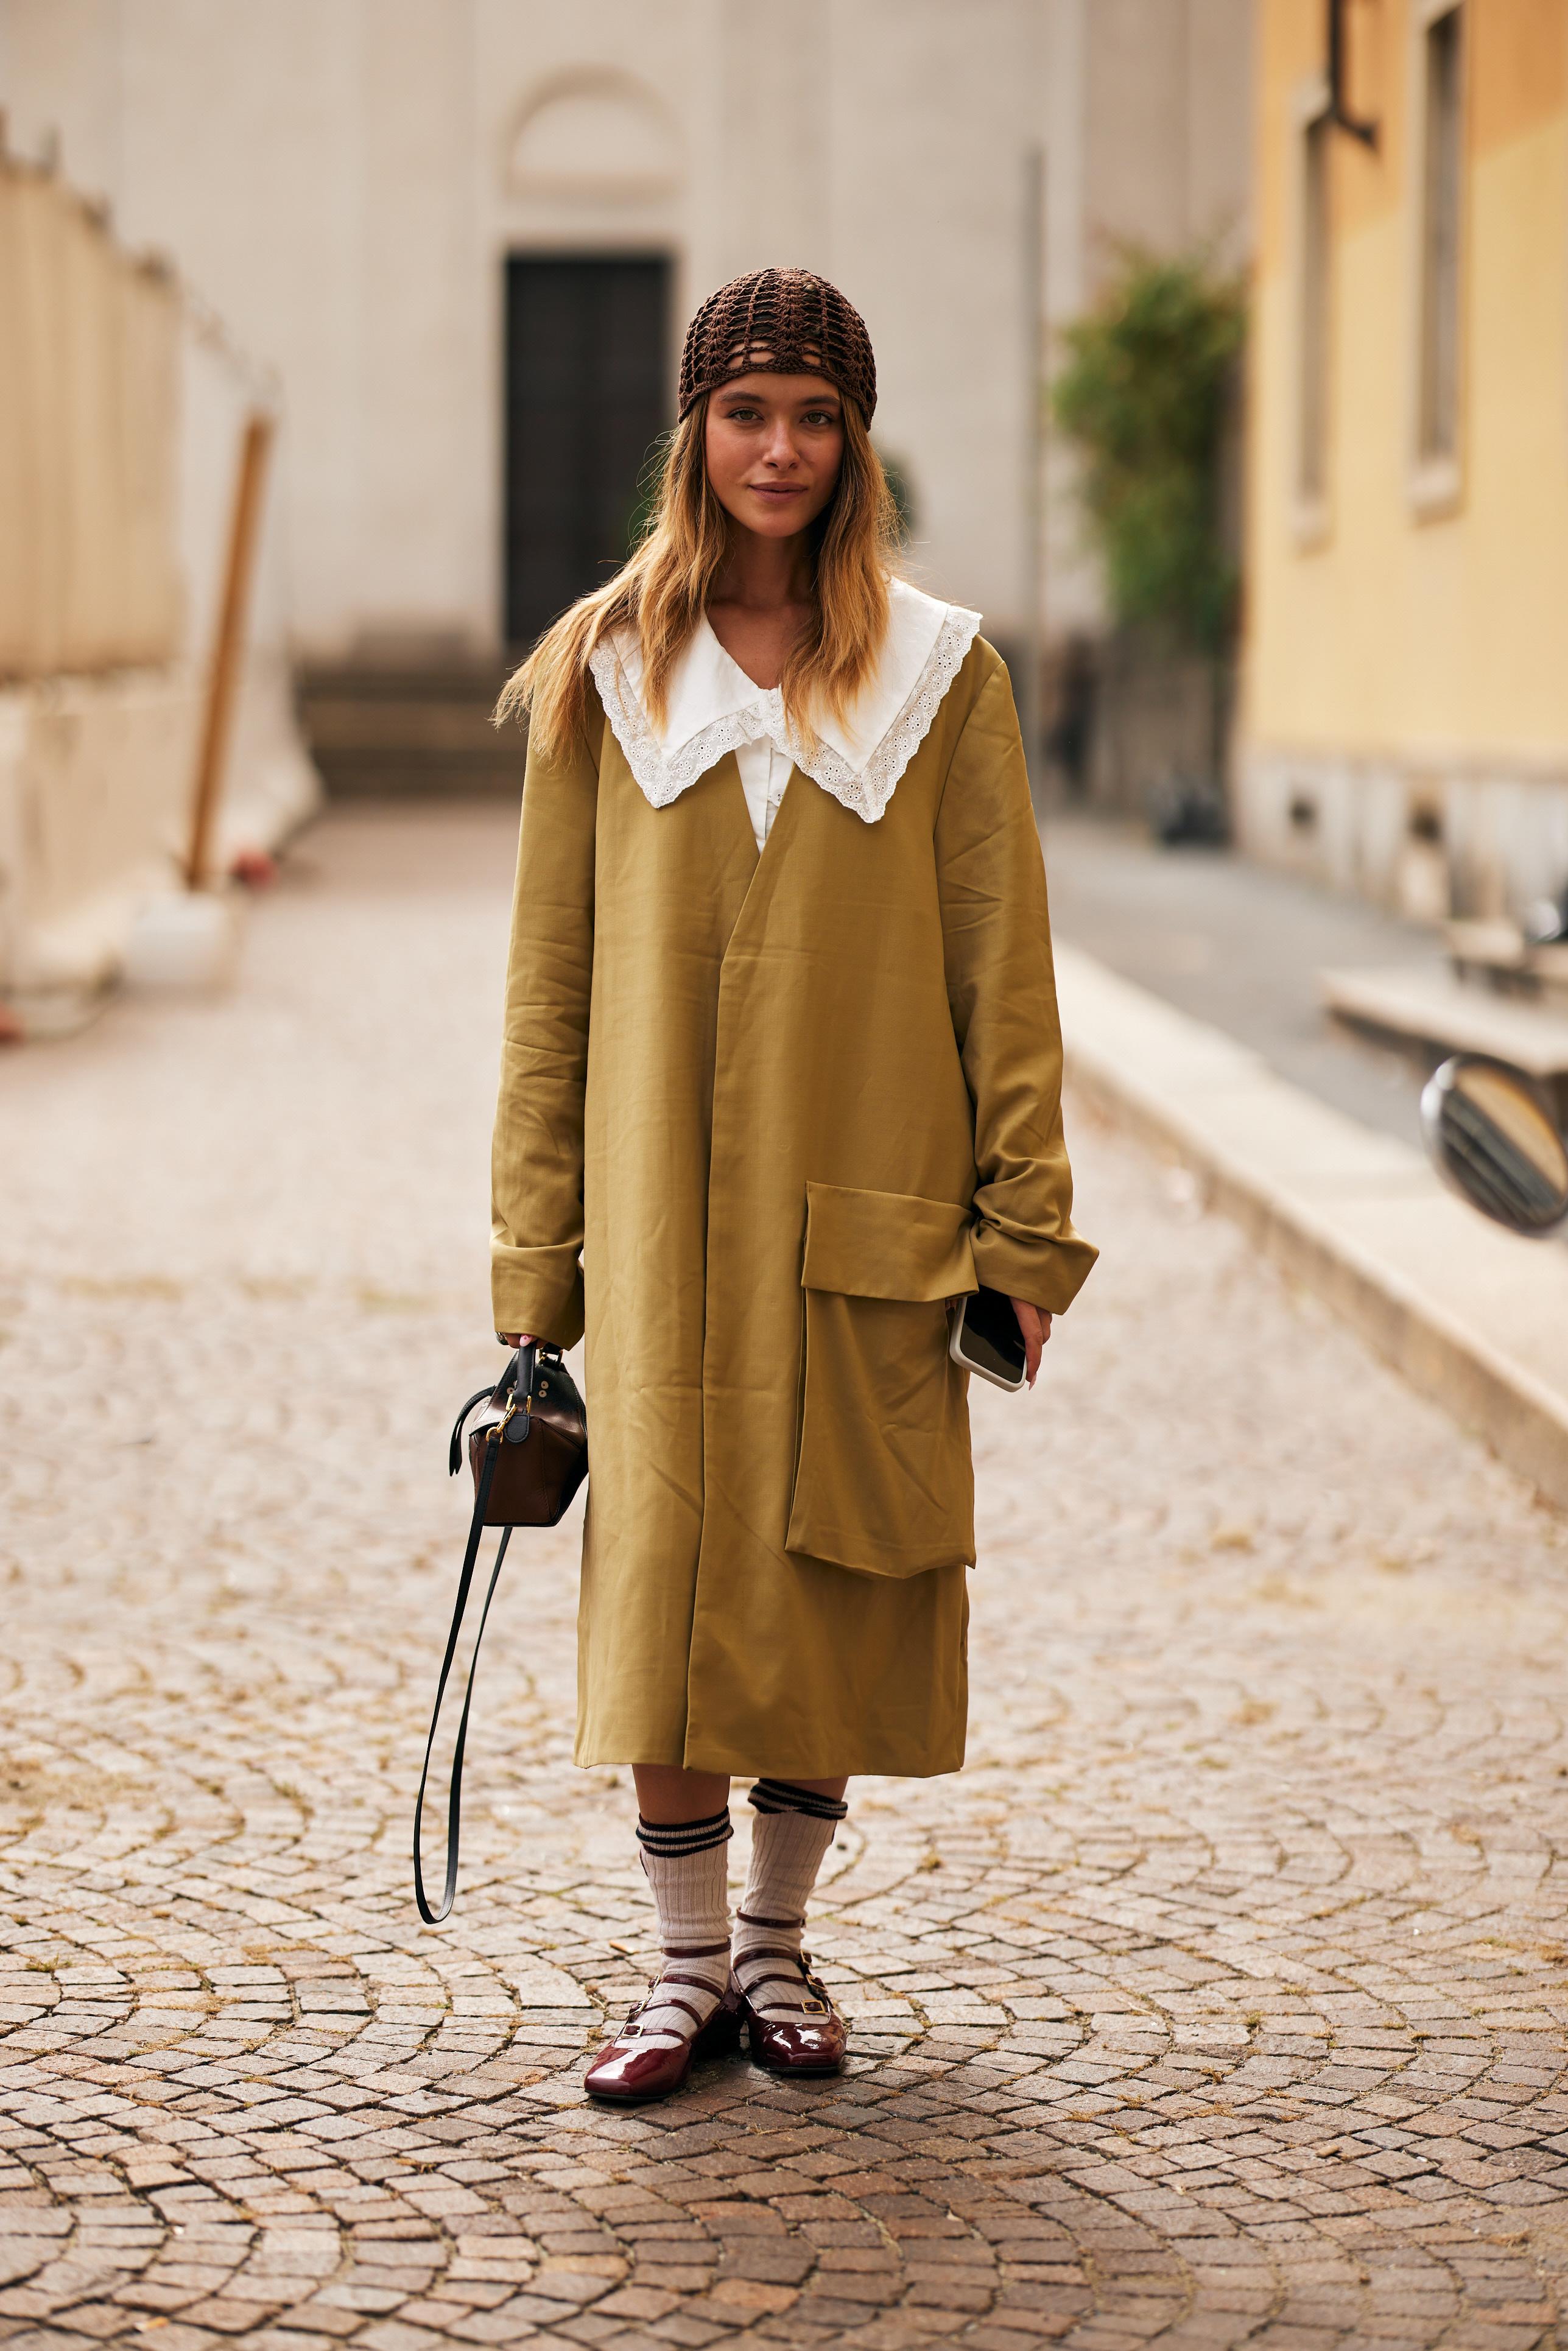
185,410,274,891
1021,144,1046,804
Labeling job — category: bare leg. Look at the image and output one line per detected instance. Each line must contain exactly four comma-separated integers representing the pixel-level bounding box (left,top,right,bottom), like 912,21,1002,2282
632,1764,731,1824
633,1767,849,1821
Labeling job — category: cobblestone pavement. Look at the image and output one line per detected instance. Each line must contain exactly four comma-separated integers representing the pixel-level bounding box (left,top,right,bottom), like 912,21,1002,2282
5,804,1568,2351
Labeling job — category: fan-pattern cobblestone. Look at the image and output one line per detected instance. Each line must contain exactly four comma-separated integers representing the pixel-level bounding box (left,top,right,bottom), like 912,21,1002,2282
4,807,1568,2351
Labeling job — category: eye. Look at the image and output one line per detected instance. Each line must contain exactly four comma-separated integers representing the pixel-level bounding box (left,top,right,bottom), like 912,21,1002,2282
803,408,840,428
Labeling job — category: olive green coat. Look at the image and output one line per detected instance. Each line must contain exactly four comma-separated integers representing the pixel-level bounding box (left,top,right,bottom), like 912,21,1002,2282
491,638,1095,1777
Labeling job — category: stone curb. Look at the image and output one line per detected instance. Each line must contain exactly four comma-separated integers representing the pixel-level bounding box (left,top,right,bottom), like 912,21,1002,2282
1055,941,1568,1511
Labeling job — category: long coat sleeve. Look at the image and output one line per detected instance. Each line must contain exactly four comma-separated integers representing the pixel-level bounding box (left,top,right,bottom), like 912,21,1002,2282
935,661,1097,1313
490,698,603,1346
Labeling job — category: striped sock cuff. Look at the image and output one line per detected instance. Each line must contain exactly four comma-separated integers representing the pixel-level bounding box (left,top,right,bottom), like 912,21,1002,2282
636,1808,734,1857
749,1778,848,1823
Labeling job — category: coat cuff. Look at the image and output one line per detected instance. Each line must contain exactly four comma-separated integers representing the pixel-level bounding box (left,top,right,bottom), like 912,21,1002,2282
971,1223,1099,1316
490,1242,585,1347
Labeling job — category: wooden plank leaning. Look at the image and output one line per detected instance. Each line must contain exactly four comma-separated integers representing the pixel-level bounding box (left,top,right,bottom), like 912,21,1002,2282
185,409,275,891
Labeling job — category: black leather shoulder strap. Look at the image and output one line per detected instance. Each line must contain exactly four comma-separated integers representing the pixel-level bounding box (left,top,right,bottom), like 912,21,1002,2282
413,1436,511,1925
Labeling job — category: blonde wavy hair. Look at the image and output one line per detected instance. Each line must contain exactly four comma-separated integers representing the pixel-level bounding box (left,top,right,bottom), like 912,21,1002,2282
494,392,901,761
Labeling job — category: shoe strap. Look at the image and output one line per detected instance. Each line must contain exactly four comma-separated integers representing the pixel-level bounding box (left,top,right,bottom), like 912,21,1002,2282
734,1945,813,1979
736,1907,805,1930
622,1989,712,2038
740,1966,826,1998
734,1945,832,2015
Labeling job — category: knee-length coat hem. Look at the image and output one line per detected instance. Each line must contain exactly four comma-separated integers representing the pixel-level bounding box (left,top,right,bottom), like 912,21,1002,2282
571,1723,969,1780
491,624,1094,1776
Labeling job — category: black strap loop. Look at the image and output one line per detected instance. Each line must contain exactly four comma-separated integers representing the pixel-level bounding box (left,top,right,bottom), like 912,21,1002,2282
448,1387,495,1475
417,1340,570,1925
413,1433,510,1925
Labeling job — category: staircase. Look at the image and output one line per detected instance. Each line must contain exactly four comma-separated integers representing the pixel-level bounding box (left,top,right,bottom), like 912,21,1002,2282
297,659,524,798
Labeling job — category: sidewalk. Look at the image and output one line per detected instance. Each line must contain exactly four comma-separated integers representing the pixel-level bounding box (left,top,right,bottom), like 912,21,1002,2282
1044,816,1568,1508
1042,816,1441,1142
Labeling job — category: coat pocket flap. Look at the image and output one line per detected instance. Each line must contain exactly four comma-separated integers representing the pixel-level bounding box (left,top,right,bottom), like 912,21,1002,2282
801,1183,976,1302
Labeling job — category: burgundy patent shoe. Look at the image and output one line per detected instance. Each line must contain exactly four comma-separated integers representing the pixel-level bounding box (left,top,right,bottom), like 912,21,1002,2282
735,1947,848,2075
585,1981,741,2104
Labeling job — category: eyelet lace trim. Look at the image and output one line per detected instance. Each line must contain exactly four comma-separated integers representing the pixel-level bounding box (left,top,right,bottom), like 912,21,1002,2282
588,605,982,826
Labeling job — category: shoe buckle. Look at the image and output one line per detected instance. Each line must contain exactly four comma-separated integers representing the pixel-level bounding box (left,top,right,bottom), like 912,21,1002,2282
798,1956,830,2010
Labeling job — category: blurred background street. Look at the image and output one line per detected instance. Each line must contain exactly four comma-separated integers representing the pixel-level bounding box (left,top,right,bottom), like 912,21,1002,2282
5,2,1568,2345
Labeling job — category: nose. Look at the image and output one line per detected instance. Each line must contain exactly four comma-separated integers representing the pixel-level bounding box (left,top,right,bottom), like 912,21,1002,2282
760,418,800,471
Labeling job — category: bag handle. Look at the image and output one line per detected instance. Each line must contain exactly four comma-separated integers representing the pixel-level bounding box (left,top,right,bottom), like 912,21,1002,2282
413,1429,511,1924
448,1386,496,1475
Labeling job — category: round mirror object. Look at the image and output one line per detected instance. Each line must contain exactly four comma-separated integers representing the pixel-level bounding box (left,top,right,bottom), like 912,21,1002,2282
1420,1054,1568,1236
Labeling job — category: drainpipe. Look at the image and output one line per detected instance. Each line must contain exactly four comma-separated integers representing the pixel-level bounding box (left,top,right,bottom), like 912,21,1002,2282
1327,0,1379,149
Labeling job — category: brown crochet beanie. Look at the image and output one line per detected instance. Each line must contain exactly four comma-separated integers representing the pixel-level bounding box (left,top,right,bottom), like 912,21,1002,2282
679,267,877,422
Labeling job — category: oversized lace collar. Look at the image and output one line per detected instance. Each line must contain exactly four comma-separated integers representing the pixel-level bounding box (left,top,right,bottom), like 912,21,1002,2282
587,575,982,826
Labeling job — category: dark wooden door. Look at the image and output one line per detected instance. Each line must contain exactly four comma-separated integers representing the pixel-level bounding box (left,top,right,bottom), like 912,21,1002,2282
504,255,671,650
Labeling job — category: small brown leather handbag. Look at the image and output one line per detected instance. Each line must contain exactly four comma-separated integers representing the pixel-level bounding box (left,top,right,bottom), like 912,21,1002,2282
413,1342,587,1923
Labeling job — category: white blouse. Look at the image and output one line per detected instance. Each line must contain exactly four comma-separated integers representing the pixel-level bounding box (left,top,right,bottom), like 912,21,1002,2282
734,737,792,849
589,576,983,836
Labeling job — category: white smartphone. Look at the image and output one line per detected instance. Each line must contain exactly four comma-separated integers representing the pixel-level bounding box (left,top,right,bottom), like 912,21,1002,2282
949,1286,1027,1391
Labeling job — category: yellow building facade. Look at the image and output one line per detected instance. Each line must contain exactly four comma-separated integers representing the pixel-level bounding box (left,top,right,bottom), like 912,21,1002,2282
1241,0,1568,918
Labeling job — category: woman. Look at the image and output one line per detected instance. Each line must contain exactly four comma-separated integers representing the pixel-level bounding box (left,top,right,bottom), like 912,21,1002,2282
491,267,1095,2105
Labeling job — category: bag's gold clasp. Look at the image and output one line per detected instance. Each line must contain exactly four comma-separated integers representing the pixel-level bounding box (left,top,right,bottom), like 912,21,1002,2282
493,1391,530,1441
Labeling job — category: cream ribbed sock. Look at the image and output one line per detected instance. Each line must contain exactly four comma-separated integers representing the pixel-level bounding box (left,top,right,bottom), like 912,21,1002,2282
732,1780,846,2023
632,1810,733,2050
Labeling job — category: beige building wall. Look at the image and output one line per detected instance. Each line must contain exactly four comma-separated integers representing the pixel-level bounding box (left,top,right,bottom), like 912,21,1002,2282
0,0,1251,666
1242,0,1568,916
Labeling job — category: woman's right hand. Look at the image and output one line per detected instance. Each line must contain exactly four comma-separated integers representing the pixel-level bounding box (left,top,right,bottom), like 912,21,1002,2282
497,1333,537,1348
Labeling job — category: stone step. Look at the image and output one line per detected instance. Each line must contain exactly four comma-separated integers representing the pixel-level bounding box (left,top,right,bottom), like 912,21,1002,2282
1321,963,1568,1080
298,662,524,797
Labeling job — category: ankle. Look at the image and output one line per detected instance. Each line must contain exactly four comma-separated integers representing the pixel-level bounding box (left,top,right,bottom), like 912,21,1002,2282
655,1936,732,1989
636,1810,733,1937
733,1904,803,1956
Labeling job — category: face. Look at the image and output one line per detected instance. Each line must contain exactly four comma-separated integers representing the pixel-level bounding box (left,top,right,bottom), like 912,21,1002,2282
703,371,845,539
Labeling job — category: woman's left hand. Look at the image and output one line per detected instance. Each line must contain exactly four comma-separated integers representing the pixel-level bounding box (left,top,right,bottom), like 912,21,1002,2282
1010,1299,1052,1387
